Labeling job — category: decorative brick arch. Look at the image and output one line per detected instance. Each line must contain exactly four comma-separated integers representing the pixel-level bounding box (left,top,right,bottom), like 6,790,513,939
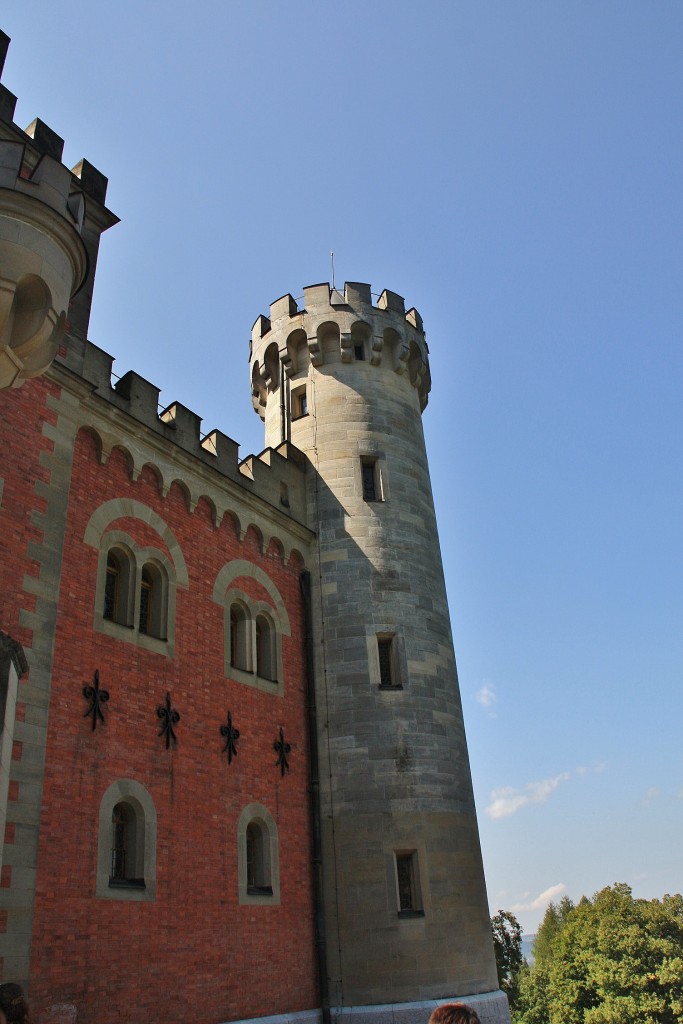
212,559,290,635
84,500,188,657
83,498,189,586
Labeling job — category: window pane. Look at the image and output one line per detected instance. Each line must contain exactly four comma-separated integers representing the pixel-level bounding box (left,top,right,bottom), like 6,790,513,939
139,576,151,634
362,460,376,501
104,561,119,620
396,854,415,911
378,638,393,687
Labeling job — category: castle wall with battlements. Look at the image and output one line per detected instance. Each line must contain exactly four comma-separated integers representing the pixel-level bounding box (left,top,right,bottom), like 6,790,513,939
0,337,319,1023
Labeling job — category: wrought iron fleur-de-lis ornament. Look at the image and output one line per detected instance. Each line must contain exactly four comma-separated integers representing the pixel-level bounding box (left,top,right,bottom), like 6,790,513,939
220,710,240,764
83,669,109,731
157,691,180,750
274,726,291,776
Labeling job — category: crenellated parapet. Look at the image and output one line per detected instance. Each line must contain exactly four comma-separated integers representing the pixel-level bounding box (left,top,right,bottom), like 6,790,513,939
249,281,431,423
0,31,118,389
58,339,310,553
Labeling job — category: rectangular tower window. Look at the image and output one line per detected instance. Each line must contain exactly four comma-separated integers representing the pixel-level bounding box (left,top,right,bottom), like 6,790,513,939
378,636,394,687
395,851,423,916
361,458,378,501
292,386,308,419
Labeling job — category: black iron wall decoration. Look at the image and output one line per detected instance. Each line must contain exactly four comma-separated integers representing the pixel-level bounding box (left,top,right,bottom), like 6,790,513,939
220,711,240,764
274,726,291,776
83,669,109,731
157,691,180,749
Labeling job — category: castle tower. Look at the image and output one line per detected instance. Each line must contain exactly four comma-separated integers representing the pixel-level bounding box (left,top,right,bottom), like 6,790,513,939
251,283,509,1022
0,31,117,391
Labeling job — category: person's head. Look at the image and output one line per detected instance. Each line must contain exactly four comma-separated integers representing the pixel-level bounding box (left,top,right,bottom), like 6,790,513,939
428,1003,481,1024
0,984,29,1024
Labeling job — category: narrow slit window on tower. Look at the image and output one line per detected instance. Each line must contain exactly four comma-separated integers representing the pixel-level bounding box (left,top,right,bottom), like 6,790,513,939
377,635,399,689
395,851,423,916
292,385,308,419
361,458,379,501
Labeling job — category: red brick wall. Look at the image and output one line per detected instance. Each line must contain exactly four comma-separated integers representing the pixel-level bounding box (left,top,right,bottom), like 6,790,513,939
17,419,316,1023
0,374,59,653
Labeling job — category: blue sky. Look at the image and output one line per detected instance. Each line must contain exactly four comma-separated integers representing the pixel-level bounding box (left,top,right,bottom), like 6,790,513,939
4,2,682,933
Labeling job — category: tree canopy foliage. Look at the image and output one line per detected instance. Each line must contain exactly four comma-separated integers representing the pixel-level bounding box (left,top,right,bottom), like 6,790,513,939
492,909,525,1005
513,884,683,1024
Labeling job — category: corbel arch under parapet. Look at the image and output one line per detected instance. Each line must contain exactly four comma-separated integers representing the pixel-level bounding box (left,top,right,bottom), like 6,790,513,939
286,327,309,376
317,319,341,363
350,319,372,361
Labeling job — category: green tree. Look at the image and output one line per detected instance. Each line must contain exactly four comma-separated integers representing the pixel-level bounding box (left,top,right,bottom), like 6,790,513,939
514,897,575,1024
492,909,525,1008
533,895,575,965
514,884,683,1024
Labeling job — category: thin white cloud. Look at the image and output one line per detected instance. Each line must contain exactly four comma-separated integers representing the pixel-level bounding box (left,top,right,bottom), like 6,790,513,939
475,683,497,713
641,786,660,806
576,760,606,776
486,772,571,819
511,883,567,914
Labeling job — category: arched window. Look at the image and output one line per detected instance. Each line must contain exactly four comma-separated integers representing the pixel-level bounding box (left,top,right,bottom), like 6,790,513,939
103,548,132,625
237,803,280,905
138,561,167,638
246,821,272,895
230,603,250,671
86,500,188,658
215,562,291,696
255,613,275,681
97,781,157,902
109,802,145,887
139,568,152,634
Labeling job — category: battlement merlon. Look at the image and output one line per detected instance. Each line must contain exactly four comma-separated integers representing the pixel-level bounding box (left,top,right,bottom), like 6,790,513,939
0,31,119,383
250,281,431,414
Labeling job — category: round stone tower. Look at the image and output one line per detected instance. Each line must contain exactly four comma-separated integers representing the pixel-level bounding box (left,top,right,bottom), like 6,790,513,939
0,139,87,389
251,282,508,1023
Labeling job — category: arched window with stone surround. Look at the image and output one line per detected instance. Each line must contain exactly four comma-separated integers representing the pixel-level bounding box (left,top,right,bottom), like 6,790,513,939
96,780,157,902
138,560,167,639
85,499,189,659
237,803,280,905
214,561,291,697
103,546,134,626
230,602,251,672
255,612,276,681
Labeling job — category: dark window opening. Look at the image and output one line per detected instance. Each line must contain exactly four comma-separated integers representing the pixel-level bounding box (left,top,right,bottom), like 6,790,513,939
139,569,152,634
292,387,308,419
110,803,144,889
104,556,120,621
362,459,378,501
230,604,250,672
354,343,365,361
246,822,272,895
396,851,422,916
378,637,395,688
255,616,275,681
